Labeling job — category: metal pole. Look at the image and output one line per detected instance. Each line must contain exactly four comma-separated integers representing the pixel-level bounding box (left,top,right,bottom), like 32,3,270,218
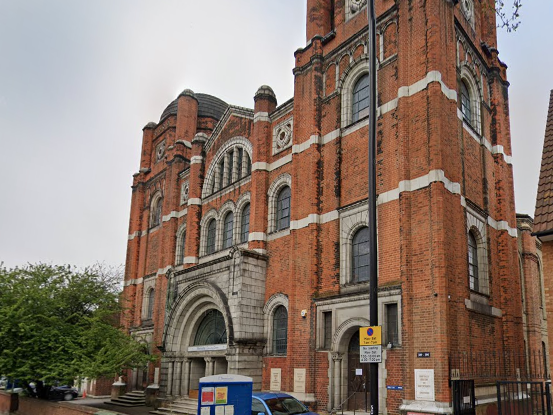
366,0,378,413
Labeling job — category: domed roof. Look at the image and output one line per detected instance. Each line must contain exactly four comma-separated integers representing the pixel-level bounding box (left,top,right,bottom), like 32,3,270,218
159,92,228,123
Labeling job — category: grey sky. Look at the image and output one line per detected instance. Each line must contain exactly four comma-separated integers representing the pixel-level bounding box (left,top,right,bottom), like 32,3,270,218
0,1,550,269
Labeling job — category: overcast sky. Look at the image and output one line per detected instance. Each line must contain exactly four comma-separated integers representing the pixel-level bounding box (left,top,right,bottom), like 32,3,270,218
0,1,551,269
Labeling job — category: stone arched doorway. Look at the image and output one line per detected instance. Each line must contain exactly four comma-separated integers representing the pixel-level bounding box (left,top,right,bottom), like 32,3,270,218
162,282,232,398
330,317,370,411
346,331,369,410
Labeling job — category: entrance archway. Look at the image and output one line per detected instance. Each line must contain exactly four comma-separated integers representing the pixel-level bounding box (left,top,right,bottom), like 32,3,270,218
347,331,369,410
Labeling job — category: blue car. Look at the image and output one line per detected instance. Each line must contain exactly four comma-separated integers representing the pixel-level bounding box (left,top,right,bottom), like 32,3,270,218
252,392,319,415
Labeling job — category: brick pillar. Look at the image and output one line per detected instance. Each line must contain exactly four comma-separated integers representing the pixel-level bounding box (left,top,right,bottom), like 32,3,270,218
306,0,333,41
184,133,207,265
249,86,277,254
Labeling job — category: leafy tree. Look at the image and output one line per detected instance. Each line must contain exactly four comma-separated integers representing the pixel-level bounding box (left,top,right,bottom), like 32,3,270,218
0,263,153,385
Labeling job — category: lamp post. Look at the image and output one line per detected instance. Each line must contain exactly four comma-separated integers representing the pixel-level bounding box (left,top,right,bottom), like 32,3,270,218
366,0,378,413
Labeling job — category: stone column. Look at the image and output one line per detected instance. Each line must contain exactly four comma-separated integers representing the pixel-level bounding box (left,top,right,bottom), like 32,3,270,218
232,148,240,182
223,153,231,187
174,359,183,397
182,358,191,397
166,360,174,396
332,353,343,409
205,357,214,376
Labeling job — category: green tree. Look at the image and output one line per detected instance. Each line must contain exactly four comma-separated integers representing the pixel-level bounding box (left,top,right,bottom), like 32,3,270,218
0,263,153,385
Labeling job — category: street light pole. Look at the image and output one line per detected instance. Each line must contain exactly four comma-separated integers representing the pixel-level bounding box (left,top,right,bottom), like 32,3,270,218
366,0,378,413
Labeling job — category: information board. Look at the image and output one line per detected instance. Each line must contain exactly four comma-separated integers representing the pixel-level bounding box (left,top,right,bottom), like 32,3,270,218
360,345,382,363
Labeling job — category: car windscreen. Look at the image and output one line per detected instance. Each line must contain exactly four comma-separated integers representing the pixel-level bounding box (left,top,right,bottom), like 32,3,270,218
263,397,309,415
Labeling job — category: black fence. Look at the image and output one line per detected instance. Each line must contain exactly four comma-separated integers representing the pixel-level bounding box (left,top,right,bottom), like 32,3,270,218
449,350,549,382
452,379,476,415
496,381,551,415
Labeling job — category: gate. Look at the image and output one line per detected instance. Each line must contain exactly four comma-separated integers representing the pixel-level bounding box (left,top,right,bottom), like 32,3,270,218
452,379,476,415
497,381,552,415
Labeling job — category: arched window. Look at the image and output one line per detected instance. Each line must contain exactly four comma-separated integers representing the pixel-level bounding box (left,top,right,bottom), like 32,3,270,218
352,74,370,122
146,289,155,319
194,309,227,346
352,227,369,283
223,212,234,248
150,195,163,228
240,204,250,243
460,81,472,124
276,186,291,231
272,305,288,355
175,228,186,265
206,219,217,254
468,231,479,291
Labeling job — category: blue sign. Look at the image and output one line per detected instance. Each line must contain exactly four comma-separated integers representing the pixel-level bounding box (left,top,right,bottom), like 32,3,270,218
386,385,404,390
198,374,253,415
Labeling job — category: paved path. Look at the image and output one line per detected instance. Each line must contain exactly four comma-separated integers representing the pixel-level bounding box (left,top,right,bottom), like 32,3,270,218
67,397,153,415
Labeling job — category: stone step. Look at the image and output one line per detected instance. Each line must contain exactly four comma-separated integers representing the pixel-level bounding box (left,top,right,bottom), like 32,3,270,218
105,390,146,407
151,397,197,415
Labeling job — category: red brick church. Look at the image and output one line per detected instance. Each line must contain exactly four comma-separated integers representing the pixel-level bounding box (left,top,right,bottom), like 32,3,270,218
120,0,548,413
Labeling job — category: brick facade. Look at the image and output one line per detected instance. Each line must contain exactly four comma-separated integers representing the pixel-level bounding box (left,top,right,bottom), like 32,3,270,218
121,1,543,413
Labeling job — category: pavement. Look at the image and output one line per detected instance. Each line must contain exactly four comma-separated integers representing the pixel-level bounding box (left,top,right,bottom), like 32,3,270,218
67,397,153,415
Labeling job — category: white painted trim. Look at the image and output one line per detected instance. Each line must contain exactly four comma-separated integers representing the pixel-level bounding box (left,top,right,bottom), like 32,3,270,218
124,277,144,287
252,161,269,172
191,156,203,164
128,231,141,241
253,112,271,123
183,256,199,265
188,198,202,206
267,229,290,241
175,140,192,149
249,232,267,242
252,248,267,255
162,208,187,222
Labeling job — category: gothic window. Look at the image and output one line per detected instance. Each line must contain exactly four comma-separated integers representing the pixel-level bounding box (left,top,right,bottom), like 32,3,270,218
175,226,186,265
202,139,253,198
194,309,227,346
272,305,288,355
146,288,155,320
460,81,472,124
240,203,250,243
150,193,163,228
352,74,370,122
276,186,291,231
352,227,369,283
468,230,479,291
206,219,217,255
223,212,234,248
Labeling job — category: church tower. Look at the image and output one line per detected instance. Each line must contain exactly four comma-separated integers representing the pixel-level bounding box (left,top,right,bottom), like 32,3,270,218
120,0,527,413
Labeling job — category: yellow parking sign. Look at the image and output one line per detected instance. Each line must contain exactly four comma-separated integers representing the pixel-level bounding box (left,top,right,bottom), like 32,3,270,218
359,326,382,346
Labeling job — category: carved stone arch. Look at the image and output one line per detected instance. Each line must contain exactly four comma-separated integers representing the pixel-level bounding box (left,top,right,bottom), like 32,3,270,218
202,136,253,199
164,281,232,353
339,55,377,128
263,293,289,355
332,317,370,354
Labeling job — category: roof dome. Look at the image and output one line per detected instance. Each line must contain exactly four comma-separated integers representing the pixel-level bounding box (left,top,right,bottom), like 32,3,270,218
159,92,228,123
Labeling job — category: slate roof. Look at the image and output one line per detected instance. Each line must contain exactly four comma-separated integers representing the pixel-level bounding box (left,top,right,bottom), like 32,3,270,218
159,93,228,123
533,90,553,234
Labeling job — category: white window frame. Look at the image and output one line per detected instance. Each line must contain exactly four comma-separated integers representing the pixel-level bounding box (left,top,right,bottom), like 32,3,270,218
267,174,292,234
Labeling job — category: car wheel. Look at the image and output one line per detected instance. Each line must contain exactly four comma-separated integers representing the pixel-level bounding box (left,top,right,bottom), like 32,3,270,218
63,392,74,401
